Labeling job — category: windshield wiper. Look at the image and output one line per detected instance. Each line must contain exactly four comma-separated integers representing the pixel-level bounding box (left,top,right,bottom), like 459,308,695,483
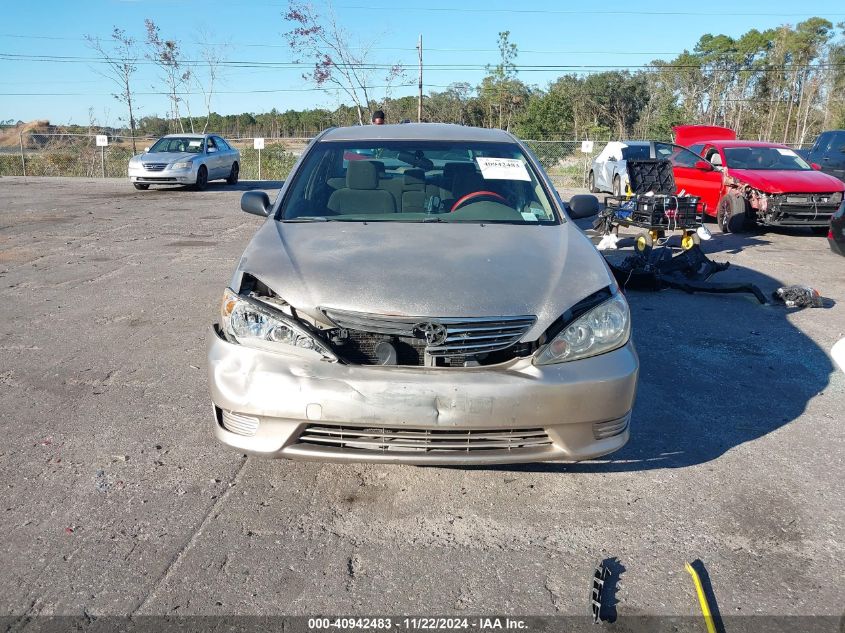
282,216,332,222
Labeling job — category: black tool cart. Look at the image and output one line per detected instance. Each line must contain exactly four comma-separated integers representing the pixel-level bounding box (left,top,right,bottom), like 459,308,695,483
599,158,705,253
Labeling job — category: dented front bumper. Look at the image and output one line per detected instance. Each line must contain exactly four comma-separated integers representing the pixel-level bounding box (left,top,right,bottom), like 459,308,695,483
207,325,638,465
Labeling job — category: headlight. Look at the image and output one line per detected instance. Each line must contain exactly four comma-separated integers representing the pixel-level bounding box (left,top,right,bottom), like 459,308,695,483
220,288,336,361
171,161,192,170
534,292,630,365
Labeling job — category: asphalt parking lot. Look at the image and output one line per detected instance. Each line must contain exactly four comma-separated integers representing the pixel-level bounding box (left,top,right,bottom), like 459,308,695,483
0,177,843,626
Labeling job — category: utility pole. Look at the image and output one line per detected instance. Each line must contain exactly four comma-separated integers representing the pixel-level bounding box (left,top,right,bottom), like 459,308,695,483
19,131,26,177
417,34,423,123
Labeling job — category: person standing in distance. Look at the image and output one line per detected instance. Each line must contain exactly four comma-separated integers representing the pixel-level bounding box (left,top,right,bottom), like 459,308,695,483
371,110,385,125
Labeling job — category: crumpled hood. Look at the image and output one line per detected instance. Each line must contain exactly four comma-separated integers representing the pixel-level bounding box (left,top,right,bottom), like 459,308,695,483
728,168,845,194
233,220,613,339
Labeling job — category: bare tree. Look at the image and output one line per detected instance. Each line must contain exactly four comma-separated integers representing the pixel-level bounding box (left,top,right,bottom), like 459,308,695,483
84,28,139,153
194,30,227,133
145,19,193,133
283,1,404,125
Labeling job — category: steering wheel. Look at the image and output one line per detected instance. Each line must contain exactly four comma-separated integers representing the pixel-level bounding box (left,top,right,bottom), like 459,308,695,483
450,190,508,212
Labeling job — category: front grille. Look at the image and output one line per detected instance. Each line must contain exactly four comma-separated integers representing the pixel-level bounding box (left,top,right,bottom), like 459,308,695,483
783,193,841,205
321,308,536,358
339,330,426,365
220,410,259,436
593,415,630,440
297,424,552,453
142,162,167,172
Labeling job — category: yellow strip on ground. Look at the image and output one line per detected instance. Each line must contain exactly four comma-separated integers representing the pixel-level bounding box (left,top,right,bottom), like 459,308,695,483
685,562,717,633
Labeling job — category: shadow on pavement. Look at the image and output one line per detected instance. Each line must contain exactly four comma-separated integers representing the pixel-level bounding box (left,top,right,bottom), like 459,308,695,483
478,263,834,474
142,180,285,193
206,180,285,192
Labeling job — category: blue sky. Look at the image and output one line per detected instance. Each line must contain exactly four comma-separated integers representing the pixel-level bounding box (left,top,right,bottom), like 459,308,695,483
1,0,844,126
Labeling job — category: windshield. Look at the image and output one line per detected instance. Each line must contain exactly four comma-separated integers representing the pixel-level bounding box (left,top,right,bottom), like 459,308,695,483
148,137,204,154
280,140,559,224
723,146,811,171
621,145,650,160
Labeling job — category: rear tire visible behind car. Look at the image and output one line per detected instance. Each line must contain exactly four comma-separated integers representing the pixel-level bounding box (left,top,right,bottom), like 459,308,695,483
133,183,149,191
588,171,598,193
227,162,239,185
612,175,621,197
716,193,754,233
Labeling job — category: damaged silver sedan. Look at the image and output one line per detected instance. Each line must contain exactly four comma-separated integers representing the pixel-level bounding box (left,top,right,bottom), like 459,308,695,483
208,124,638,464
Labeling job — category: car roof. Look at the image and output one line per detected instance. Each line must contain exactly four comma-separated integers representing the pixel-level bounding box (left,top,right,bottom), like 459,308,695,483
319,123,515,143
707,140,792,149
162,133,211,138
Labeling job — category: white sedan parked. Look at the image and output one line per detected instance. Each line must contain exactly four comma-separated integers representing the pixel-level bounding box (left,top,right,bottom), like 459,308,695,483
128,133,240,191
588,141,650,196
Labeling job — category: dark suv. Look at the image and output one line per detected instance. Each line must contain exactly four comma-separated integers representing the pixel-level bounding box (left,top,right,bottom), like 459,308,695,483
799,130,845,182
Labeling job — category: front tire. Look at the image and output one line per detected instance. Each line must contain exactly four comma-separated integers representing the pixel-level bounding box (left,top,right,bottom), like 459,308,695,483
588,171,598,193
194,165,208,191
133,183,149,191
716,194,752,233
226,162,239,185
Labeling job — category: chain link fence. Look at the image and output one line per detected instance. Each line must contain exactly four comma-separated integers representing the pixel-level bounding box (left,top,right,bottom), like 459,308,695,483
0,132,614,188
0,133,159,178
225,137,309,181
523,140,611,190
7,133,808,189
0,133,309,182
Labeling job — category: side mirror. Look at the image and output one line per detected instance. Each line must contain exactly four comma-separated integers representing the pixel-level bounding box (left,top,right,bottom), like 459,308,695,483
567,194,600,219
694,160,713,171
208,146,217,153
241,191,271,217
811,162,822,171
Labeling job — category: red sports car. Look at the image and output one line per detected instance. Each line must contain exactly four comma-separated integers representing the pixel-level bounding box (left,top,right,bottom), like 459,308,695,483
674,125,845,233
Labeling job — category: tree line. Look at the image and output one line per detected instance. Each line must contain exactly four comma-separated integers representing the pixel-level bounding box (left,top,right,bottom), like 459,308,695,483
84,9,844,145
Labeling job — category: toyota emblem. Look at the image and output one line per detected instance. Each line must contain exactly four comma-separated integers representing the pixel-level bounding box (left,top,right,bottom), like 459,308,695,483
412,321,448,347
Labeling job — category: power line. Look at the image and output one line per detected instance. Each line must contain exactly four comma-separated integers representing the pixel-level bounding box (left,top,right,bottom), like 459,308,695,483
0,83,416,97
0,32,684,55
335,4,845,16
2,52,842,73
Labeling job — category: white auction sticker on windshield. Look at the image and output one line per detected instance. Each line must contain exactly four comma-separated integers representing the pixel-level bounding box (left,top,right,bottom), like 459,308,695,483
189,140,202,147
476,157,531,181
776,148,797,156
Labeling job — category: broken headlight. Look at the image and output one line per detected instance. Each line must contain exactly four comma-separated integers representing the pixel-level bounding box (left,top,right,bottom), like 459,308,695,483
534,292,630,365
220,288,336,361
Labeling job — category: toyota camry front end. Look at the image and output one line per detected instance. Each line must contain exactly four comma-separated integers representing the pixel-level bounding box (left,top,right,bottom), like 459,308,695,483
208,124,638,464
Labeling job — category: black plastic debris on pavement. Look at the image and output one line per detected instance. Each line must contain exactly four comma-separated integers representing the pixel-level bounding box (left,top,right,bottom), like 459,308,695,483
604,244,768,304
772,285,825,309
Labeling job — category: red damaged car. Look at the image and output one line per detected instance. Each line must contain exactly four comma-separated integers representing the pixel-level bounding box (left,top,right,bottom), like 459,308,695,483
674,125,845,234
